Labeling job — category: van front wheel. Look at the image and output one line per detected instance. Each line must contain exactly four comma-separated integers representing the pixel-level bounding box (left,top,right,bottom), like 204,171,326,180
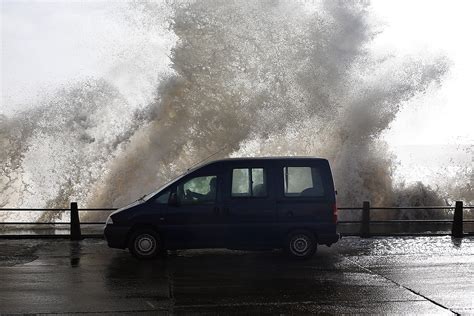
129,229,162,259
285,230,317,259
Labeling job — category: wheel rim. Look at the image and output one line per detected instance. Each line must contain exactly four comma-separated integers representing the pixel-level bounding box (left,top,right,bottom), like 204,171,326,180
134,234,157,256
290,234,311,256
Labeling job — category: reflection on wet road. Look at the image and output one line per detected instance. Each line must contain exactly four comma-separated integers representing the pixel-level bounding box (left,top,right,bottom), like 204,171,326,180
0,237,472,314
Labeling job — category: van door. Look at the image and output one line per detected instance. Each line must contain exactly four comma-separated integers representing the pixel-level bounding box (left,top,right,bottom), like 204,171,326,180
162,173,225,249
276,162,333,232
224,164,277,248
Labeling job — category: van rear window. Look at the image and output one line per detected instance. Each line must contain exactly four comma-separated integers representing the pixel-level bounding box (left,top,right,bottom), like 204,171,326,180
283,166,325,197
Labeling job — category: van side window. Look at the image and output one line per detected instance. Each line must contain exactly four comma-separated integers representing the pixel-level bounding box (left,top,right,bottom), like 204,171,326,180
231,168,267,197
283,167,325,197
177,175,217,204
154,190,170,204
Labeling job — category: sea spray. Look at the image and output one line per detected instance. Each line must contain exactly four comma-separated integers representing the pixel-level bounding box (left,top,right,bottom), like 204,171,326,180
1,1,467,224
89,1,450,215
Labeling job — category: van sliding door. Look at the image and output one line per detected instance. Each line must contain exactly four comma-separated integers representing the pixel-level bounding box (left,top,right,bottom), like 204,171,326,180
224,165,277,248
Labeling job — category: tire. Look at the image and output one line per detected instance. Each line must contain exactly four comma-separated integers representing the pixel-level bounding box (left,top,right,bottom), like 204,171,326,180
285,230,317,259
128,229,162,259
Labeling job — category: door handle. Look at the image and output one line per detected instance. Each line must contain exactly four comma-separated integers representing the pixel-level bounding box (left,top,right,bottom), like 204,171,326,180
213,207,220,215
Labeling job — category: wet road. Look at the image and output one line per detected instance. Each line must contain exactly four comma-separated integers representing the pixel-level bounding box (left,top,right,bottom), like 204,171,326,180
0,237,472,315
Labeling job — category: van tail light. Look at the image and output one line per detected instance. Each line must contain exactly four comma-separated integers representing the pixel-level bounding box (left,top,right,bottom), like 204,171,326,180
332,203,338,224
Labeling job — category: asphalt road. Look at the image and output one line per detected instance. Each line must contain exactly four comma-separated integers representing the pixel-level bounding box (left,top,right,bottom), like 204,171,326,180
0,236,472,315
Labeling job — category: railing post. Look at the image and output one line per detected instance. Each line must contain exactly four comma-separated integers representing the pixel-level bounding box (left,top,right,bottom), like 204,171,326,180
70,202,82,241
451,201,463,238
360,201,371,238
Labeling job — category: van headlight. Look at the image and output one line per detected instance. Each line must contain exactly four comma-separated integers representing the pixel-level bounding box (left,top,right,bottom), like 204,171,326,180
106,216,113,225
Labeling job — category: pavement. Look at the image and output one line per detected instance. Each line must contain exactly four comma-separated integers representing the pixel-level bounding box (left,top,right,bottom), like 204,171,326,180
0,236,472,315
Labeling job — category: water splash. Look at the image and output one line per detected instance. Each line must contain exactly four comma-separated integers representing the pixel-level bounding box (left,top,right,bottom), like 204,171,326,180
89,1,450,209
0,0,469,224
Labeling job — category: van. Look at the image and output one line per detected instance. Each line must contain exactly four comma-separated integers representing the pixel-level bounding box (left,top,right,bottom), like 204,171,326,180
104,157,339,259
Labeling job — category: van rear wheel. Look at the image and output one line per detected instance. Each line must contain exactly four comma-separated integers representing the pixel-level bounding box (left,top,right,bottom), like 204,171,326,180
285,230,317,259
128,229,162,259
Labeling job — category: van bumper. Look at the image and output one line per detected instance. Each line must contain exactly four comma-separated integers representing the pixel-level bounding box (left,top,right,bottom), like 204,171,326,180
104,224,129,249
317,233,340,245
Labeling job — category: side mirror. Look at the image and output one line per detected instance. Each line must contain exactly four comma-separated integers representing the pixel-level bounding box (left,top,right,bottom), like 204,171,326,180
169,192,178,206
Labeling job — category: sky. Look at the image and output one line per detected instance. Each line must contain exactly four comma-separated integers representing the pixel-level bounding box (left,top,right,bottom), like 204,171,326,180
371,0,474,146
1,0,473,147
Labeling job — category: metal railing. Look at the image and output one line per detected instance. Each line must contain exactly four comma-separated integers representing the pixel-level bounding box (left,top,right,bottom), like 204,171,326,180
0,202,116,239
0,201,472,239
337,201,473,238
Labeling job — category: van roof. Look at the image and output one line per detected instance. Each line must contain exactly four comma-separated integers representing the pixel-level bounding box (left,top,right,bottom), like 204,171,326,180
216,156,328,162
190,156,329,172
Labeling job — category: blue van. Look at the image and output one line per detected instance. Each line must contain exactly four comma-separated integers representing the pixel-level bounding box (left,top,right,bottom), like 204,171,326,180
104,157,339,259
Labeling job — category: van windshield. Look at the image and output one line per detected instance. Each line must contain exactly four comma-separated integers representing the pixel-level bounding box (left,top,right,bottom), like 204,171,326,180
140,171,189,202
